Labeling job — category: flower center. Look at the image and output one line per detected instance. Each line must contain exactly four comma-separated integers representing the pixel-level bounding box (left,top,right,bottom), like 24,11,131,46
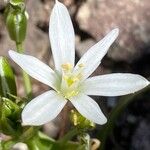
59,63,84,99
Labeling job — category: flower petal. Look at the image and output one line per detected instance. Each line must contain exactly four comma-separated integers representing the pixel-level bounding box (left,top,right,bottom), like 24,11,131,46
9,50,56,88
22,90,67,126
70,94,107,125
49,1,75,71
83,73,150,96
74,28,119,80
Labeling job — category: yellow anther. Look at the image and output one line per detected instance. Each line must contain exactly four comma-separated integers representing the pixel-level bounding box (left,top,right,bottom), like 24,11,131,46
61,63,72,71
78,63,84,68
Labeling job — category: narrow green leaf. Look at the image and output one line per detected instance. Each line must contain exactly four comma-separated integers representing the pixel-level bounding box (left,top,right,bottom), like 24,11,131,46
0,57,17,98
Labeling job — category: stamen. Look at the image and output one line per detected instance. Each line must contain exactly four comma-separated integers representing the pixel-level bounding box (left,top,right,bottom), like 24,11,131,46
61,63,72,72
78,63,84,68
60,63,84,99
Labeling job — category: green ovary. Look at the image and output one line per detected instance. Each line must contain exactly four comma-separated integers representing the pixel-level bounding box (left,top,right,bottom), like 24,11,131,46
61,75,81,99
58,63,83,99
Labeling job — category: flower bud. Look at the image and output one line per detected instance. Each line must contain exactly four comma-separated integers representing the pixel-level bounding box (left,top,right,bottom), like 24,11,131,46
6,10,27,43
5,0,27,43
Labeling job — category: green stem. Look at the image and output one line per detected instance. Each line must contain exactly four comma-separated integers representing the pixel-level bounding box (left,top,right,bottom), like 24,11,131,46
16,43,23,53
20,126,39,142
58,128,79,144
16,42,32,99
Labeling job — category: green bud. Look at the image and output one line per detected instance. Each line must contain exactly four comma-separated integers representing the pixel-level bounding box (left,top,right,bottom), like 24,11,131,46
4,0,26,20
5,0,27,44
0,57,17,98
6,9,27,43
10,0,26,14
70,110,95,130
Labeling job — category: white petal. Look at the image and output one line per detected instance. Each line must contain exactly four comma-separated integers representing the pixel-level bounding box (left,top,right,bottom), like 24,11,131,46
83,73,150,96
70,94,107,125
49,1,75,71
74,28,119,80
22,90,67,126
9,50,56,89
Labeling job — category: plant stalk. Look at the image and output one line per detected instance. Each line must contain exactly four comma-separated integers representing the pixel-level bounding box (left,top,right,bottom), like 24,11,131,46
16,42,32,99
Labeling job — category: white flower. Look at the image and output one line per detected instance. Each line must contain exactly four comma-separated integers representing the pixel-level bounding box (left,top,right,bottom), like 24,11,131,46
9,0,149,126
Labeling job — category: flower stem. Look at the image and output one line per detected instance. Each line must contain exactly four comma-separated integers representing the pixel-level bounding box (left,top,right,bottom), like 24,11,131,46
20,127,39,142
58,128,79,143
16,42,32,99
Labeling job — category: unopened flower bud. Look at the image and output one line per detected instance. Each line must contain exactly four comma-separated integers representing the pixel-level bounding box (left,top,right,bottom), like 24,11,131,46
6,10,27,43
5,0,27,43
